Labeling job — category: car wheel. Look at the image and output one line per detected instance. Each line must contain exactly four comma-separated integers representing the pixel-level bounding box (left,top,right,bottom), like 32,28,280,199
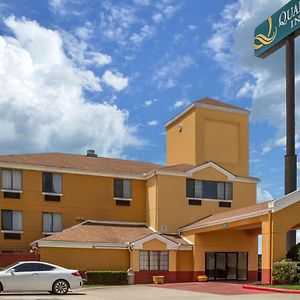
0,282,3,292
52,279,69,295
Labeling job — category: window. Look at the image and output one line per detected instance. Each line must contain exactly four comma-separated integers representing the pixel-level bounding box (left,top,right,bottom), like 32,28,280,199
114,179,132,199
14,263,38,272
139,251,169,271
2,169,22,191
186,179,233,201
37,263,55,271
43,212,62,233
1,210,23,232
42,173,62,194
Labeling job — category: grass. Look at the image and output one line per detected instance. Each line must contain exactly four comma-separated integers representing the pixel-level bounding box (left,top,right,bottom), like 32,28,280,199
82,284,104,288
252,283,300,290
263,284,300,290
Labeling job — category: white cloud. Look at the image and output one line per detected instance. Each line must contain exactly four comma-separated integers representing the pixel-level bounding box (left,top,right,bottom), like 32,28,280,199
134,0,150,6
102,70,129,91
90,52,112,65
188,24,197,30
144,99,158,107
0,16,141,156
100,3,137,45
174,100,184,108
130,25,154,45
152,13,163,23
206,0,300,151
61,30,112,67
257,187,273,202
148,120,158,126
153,55,193,89
49,0,78,15
236,81,255,98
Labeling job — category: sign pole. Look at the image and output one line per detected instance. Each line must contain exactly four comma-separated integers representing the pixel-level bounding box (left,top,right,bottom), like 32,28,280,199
285,36,297,250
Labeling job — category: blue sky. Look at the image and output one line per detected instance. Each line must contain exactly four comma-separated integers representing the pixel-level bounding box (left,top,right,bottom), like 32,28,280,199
0,0,297,203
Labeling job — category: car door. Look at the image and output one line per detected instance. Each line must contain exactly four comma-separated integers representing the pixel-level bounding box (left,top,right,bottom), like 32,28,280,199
4,263,39,291
36,263,56,290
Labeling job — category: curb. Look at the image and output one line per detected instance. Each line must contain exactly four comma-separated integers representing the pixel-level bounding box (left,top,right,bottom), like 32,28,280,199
243,284,300,294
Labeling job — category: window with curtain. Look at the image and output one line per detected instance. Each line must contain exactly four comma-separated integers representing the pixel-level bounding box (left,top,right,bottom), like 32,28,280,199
42,173,62,194
2,169,22,191
139,251,169,271
1,210,23,231
114,179,132,199
186,179,233,200
43,212,62,233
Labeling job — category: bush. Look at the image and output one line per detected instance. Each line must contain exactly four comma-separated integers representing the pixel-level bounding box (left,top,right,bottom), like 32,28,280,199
272,260,298,284
286,243,300,261
85,271,127,285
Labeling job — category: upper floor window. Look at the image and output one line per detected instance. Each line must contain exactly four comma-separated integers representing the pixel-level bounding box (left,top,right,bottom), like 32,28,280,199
43,212,62,233
42,173,62,194
186,179,233,201
1,210,23,232
2,169,22,191
114,179,132,199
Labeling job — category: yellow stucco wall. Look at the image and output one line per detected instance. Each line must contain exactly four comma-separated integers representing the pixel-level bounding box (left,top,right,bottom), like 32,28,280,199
0,169,146,249
146,176,157,230
176,251,194,271
39,247,130,271
153,168,256,233
166,109,196,166
193,230,258,273
166,106,249,177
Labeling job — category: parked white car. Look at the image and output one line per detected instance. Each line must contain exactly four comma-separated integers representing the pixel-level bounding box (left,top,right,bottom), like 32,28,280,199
0,261,83,295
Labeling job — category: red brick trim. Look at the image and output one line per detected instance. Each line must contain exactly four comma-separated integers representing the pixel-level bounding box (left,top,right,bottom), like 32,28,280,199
261,269,271,284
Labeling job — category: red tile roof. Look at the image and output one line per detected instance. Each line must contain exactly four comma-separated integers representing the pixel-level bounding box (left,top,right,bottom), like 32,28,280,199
180,201,270,231
43,222,153,244
196,98,249,113
0,152,162,176
39,221,190,246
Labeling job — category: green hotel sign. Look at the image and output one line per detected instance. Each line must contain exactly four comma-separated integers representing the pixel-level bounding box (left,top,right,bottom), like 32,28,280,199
255,0,300,58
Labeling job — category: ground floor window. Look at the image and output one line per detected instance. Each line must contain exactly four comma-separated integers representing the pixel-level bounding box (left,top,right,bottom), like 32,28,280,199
139,251,169,271
205,252,248,281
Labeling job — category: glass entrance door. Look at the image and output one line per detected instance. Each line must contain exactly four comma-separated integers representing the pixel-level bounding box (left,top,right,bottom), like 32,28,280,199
205,252,247,281
226,253,238,280
215,253,226,280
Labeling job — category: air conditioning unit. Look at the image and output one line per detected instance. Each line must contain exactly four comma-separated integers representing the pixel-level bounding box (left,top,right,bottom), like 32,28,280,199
160,225,168,233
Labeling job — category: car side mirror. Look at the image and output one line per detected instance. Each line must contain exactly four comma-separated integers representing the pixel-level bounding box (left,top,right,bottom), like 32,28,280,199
10,269,15,275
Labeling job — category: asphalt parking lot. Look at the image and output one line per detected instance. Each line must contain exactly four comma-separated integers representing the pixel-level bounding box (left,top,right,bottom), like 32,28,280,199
0,284,300,300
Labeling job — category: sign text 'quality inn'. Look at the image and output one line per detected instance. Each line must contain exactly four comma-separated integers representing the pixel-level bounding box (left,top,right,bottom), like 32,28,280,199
255,0,300,58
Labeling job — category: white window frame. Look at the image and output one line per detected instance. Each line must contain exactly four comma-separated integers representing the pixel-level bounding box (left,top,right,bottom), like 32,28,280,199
1,169,22,193
42,212,63,234
1,210,23,233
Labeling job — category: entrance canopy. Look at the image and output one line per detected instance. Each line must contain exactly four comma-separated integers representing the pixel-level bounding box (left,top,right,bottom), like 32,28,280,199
179,189,300,284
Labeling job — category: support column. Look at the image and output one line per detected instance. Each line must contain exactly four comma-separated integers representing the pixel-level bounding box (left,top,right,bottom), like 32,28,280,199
261,220,272,284
285,36,297,251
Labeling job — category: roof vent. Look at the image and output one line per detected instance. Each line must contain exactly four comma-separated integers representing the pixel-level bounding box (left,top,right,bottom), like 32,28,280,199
86,149,97,157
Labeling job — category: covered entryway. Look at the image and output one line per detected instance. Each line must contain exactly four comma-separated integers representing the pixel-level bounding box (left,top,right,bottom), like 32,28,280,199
205,252,248,281
180,190,300,284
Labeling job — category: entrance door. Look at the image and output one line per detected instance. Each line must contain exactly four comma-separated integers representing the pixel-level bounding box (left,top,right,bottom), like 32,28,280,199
205,252,247,281
215,253,226,280
226,253,237,280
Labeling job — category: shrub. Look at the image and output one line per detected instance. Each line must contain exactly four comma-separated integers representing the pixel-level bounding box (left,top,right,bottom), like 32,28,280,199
85,271,127,285
272,260,298,284
286,243,300,261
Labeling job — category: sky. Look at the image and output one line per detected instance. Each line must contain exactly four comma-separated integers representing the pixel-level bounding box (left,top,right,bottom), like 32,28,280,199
0,0,298,205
